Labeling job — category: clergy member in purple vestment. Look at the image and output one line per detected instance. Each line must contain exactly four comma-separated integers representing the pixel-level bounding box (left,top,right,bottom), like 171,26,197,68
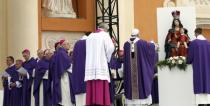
35,49,44,62
109,56,118,104
48,42,60,106
8,59,23,106
109,50,124,104
109,50,124,106
32,49,44,106
48,41,60,92
52,40,75,106
123,29,156,106
71,33,90,106
21,49,37,106
2,56,15,106
187,28,210,106
33,49,52,106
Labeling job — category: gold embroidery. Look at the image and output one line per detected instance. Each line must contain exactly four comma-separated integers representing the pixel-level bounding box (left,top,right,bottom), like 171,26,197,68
130,42,139,99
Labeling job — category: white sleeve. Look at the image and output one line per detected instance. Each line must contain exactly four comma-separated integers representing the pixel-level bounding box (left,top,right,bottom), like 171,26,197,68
67,65,73,73
111,69,117,79
154,73,158,78
150,41,159,51
104,33,115,62
26,72,30,79
32,69,35,78
8,77,11,89
43,70,49,79
15,81,22,88
118,64,124,78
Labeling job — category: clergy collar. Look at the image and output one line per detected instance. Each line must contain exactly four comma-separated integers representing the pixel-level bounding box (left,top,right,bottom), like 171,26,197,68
8,63,15,68
128,37,140,43
95,28,105,33
16,66,23,70
26,57,32,62
81,35,88,40
196,34,206,40
37,58,41,62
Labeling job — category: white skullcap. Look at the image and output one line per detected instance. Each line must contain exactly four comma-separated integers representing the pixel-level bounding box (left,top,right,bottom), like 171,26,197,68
131,28,139,35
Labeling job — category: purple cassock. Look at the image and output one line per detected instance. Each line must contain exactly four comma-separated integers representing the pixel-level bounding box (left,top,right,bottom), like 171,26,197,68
123,39,156,100
71,40,86,95
33,58,52,106
109,57,123,70
187,39,210,94
3,65,21,106
48,51,57,104
48,51,57,87
109,57,124,103
52,47,75,105
22,57,37,106
10,67,22,106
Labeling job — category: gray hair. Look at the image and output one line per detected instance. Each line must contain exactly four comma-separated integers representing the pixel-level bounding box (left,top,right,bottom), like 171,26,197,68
98,23,109,32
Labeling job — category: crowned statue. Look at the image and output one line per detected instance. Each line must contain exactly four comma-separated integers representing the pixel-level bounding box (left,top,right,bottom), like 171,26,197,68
164,10,190,59
42,0,77,18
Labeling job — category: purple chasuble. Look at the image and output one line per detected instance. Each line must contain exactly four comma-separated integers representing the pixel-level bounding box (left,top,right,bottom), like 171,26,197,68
52,47,75,105
187,39,210,94
22,57,37,106
72,40,86,95
33,59,52,106
124,39,156,99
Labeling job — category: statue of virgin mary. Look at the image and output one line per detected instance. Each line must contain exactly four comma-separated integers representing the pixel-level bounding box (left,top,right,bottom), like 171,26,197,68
42,0,77,18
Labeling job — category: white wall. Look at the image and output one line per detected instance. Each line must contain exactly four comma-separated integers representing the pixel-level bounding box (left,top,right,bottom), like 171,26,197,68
118,0,134,49
7,0,39,59
0,0,7,91
0,0,7,71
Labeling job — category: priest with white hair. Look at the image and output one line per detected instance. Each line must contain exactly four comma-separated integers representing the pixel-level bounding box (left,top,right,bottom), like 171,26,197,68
85,23,115,106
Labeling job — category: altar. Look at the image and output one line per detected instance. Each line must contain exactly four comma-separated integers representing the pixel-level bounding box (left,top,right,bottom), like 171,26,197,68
158,66,195,106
